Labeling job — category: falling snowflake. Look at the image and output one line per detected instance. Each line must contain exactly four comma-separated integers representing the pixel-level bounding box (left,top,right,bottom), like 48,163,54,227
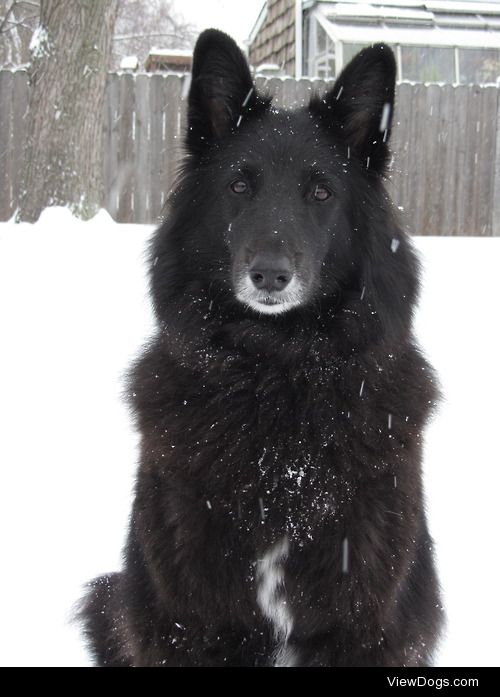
342,537,349,573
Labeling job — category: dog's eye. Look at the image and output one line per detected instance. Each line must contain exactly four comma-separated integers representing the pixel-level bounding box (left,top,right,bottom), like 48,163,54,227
230,180,248,194
312,185,332,202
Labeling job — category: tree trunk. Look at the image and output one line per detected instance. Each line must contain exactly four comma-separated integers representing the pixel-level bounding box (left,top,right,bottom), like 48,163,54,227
18,0,119,222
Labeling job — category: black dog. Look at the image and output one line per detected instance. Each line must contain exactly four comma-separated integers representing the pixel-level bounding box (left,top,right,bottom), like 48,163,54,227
81,29,443,667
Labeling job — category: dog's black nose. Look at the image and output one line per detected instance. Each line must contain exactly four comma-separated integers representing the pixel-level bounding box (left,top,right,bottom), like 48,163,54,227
249,254,293,292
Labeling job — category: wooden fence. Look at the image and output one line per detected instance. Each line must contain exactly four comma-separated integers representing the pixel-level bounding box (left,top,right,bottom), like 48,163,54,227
1,70,499,235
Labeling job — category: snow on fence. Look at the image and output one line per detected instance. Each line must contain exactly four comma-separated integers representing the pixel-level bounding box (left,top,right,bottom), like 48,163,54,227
1,70,499,235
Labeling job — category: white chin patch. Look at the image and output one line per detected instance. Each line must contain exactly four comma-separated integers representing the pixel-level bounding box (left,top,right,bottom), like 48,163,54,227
241,298,300,315
235,277,304,315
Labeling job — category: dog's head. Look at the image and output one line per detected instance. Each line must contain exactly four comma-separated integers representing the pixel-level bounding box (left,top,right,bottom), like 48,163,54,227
152,30,417,343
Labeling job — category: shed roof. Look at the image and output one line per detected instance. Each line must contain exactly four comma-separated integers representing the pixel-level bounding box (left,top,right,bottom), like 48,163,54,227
311,1,500,47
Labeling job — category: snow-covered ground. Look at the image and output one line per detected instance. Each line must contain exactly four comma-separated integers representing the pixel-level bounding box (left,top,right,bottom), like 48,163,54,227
0,208,499,667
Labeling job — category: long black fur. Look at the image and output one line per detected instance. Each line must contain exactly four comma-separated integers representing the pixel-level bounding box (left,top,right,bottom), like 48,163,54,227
80,30,443,667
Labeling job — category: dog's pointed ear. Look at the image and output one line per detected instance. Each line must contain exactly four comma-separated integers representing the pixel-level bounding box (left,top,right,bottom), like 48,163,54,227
187,29,267,154
310,44,396,171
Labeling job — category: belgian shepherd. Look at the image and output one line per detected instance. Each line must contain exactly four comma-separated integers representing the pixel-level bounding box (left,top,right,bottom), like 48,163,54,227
80,29,443,667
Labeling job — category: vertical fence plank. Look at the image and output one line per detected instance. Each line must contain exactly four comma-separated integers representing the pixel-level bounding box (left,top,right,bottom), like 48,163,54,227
406,83,418,233
399,82,414,230
281,77,298,109
267,77,284,107
148,73,168,222
255,76,267,95
432,84,451,236
469,86,485,236
0,71,14,220
115,73,135,222
164,74,183,200
295,77,315,107
441,85,459,236
462,86,479,235
454,86,471,236
422,83,443,235
493,88,500,236
103,72,121,221
133,74,151,224
178,74,190,153
476,86,497,236
389,83,411,228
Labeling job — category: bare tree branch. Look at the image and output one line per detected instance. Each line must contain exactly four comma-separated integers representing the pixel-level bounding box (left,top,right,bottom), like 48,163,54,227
0,1,16,34
0,0,39,65
111,0,195,69
0,0,38,33
4,13,38,28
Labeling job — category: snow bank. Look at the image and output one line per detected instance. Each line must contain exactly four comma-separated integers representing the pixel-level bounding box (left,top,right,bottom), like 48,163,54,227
0,208,498,666
415,236,500,667
0,209,155,667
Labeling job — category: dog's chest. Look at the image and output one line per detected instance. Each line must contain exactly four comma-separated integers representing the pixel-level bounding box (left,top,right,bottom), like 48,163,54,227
243,442,355,541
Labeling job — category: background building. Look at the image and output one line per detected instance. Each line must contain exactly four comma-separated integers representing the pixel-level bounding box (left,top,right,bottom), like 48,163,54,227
248,0,500,83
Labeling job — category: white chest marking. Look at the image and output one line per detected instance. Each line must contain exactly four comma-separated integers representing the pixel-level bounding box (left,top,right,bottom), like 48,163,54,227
256,536,298,666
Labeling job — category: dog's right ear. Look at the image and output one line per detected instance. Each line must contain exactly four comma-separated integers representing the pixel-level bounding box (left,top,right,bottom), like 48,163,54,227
187,29,268,155
309,44,396,172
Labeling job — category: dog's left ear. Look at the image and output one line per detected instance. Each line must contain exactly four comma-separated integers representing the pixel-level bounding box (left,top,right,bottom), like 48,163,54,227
187,29,268,155
310,44,396,172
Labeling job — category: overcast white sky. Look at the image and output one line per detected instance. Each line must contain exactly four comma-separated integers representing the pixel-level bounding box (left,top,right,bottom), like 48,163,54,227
176,0,266,46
